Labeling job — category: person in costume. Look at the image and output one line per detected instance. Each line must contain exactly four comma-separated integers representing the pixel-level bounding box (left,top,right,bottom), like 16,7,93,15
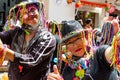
84,18,93,30
92,28,102,46
47,20,119,80
0,1,56,80
83,18,93,54
100,13,119,45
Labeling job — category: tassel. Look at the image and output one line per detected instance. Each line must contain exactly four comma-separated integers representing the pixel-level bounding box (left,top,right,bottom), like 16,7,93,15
110,30,120,69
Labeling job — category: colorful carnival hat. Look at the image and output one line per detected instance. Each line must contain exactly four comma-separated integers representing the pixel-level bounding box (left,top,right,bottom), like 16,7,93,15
11,1,44,13
6,1,45,31
10,1,44,20
61,20,84,44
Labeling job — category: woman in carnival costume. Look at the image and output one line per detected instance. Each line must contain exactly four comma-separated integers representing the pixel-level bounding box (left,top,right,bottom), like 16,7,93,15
0,1,56,80
47,20,120,80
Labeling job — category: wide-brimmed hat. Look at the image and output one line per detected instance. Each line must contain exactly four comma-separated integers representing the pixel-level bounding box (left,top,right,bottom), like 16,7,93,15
61,20,83,43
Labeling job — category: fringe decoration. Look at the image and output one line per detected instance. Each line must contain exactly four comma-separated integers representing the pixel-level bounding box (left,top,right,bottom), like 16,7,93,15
110,31,120,69
100,22,114,45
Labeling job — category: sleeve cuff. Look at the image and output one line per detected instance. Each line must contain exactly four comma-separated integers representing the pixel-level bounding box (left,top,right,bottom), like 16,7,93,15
14,52,22,58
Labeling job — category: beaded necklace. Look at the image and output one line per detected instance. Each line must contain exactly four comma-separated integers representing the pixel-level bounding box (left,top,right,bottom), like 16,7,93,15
57,30,93,80
61,52,89,80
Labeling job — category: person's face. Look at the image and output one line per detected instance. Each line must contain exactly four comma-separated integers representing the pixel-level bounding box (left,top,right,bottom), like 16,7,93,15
90,22,92,26
22,6,39,27
88,21,92,26
109,16,114,20
65,34,86,57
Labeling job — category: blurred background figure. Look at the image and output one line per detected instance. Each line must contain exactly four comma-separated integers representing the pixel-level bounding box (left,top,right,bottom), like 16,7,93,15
84,18,93,30
100,13,119,45
92,28,102,46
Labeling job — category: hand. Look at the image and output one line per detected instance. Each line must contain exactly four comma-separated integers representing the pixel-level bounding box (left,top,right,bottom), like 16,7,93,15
0,39,6,67
0,39,4,53
0,39,3,46
47,65,63,80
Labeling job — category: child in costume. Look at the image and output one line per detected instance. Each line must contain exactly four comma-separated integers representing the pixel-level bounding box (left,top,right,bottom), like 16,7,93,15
0,1,56,80
47,20,119,80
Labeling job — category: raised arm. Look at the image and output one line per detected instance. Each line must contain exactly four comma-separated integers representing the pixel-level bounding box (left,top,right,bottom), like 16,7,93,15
105,31,120,67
